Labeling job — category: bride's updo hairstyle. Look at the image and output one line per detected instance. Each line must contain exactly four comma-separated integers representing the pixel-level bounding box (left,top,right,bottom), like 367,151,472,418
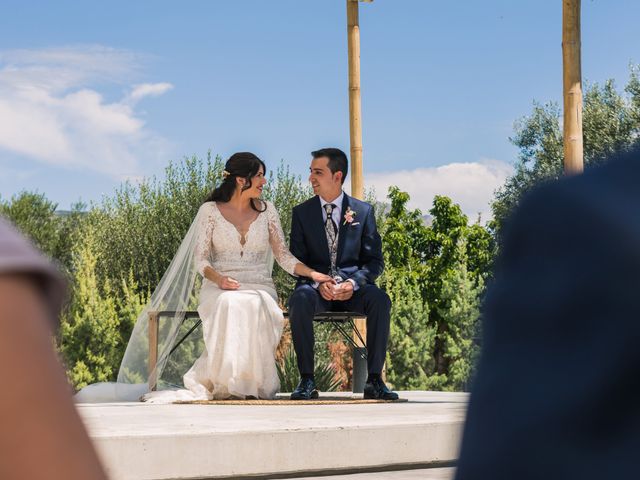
205,152,267,212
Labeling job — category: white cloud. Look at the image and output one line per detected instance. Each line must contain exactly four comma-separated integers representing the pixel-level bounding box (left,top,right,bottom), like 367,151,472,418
126,83,174,104
0,45,172,177
363,159,513,224
0,45,141,93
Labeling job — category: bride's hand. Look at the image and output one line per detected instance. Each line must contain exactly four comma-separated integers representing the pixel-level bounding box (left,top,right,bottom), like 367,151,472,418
310,271,333,284
217,275,240,290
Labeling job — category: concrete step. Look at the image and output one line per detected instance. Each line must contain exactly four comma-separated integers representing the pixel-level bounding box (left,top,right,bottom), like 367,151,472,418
77,391,467,480
299,466,455,479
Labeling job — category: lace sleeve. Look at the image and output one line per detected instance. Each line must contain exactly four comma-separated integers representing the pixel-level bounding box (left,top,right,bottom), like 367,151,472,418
194,203,216,276
266,202,299,276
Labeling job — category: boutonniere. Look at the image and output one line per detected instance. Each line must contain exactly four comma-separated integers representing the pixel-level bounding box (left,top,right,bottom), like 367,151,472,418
343,207,357,225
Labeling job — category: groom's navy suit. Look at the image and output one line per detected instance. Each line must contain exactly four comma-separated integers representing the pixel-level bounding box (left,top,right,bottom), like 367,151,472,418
288,193,391,375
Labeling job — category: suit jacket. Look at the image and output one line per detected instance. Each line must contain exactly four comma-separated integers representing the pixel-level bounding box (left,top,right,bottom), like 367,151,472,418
456,146,640,480
289,193,384,288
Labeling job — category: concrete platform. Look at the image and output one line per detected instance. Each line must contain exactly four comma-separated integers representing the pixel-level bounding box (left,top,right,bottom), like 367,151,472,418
77,391,467,480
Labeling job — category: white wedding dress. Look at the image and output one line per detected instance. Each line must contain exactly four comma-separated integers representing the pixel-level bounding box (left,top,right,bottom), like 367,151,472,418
140,200,299,403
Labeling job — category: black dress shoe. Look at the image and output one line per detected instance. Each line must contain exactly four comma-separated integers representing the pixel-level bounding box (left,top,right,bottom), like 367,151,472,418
363,377,399,400
290,377,319,400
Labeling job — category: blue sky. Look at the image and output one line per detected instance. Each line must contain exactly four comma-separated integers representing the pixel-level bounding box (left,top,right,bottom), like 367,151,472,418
0,1,639,219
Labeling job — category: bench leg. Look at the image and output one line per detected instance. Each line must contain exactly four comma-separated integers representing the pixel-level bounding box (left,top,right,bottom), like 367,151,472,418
148,312,159,391
352,317,367,394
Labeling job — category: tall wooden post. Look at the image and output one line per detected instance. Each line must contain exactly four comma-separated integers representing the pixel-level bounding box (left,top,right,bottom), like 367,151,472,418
562,0,584,175
347,0,371,390
347,0,364,199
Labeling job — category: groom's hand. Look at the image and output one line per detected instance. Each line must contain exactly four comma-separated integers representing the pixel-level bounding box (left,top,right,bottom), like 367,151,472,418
333,281,354,301
319,281,336,301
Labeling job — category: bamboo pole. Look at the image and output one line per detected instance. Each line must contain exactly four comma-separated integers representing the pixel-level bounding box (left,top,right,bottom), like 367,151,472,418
347,0,364,200
562,0,584,175
347,0,368,384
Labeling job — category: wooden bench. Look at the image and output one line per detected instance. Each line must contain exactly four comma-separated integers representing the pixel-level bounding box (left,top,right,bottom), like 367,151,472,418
148,311,368,393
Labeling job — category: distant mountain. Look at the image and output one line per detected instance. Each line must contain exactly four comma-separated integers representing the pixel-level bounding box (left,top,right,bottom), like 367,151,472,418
54,210,73,217
374,200,432,226
54,210,88,217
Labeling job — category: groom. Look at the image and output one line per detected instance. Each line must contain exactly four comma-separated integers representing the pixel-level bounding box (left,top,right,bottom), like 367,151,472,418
288,148,397,400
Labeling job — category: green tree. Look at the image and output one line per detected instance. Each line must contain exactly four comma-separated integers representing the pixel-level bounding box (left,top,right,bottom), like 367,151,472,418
380,189,486,391
1,191,59,255
424,196,482,390
383,274,434,389
0,192,87,274
59,227,122,389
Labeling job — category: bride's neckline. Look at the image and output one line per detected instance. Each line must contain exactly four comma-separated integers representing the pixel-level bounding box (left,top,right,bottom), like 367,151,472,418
212,201,262,247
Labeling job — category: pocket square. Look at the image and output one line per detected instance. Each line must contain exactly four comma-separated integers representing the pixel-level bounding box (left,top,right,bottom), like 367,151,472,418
351,222,360,226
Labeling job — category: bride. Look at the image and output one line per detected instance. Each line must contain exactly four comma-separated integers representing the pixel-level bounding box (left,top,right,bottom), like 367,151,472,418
76,152,330,403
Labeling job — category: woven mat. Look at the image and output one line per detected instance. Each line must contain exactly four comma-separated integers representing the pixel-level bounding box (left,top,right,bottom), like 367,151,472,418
175,396,408,406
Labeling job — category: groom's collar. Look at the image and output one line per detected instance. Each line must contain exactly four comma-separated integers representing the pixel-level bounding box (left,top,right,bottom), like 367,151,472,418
319,191,345,208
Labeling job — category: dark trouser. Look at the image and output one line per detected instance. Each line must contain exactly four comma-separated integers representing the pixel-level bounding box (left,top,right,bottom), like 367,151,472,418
288,283,392,376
